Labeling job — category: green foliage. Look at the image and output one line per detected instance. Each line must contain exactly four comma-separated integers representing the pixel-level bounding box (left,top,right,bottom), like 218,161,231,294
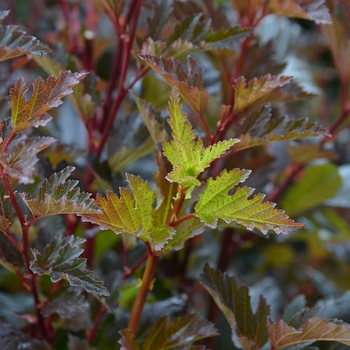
0,1,349,349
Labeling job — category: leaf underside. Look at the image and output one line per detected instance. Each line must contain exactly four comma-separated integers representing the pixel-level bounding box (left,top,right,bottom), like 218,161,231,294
30,234,109,297
195,169,304,234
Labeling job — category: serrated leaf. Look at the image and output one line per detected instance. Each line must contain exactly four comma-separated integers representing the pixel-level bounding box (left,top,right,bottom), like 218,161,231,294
119,330,140,350
163,88,237,194
2,136,56,184
41,287,89,319
10,70,87,132
281,164,342,217
200,264,270,349
20,166,101,217
233,74,293,113
139,55,208,114
0,24,50,62
143,314,218,350
195,169,303,234
268,318,350,348
267,0,331,24
203,26,252,50
82,174,175,251
30,234,109,296
234,104,329,151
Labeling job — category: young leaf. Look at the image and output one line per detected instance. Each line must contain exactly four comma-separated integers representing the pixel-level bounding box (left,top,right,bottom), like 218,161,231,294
0,24,50,62
268,318,350,348
142,315,218,350
281,163,342,217
200,264,270,349
195,169,303,234
82,174,175,251
139,55,208,114
10,71,87,132
233,74,293,113
2,136,56,184
30,234,109,296
234,104,329,151
163,88,238,194
20,166,101,218
0,182,14,234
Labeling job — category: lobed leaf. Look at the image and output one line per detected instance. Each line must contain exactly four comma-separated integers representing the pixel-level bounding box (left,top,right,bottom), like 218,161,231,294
233,74,293,113
201,264,270,349
10,71,87,132
267,0,331,24
139,55,208,114
82,174,175,252
3,136,56,184
195,169,304,234
268,318,350,348
234,104,329,151
20,166,101,217
0,23,50,62
119,330,140,350
163,88,237,195
142,314,218,350
30,234,109,296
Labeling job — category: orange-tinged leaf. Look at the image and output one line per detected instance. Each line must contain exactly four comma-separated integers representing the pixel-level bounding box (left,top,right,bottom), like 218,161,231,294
10,71,87,132
233,75,292,113
0,24,50,62
269,318,350,348
140,54,208,114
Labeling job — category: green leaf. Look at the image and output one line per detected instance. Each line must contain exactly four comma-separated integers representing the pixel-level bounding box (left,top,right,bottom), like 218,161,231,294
0,23,50,62
281,164,342,217
143,315,218,350
10,71,87,132
2,136,56,184
233,74,293,113
139,55,208,114
195,169,304,234
234,104,329,151
163,88,237,194
200,264,270,349
268,318,350,348
82,174,175,251
20,166,101,217
30,234,109,296
41,286,89,319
